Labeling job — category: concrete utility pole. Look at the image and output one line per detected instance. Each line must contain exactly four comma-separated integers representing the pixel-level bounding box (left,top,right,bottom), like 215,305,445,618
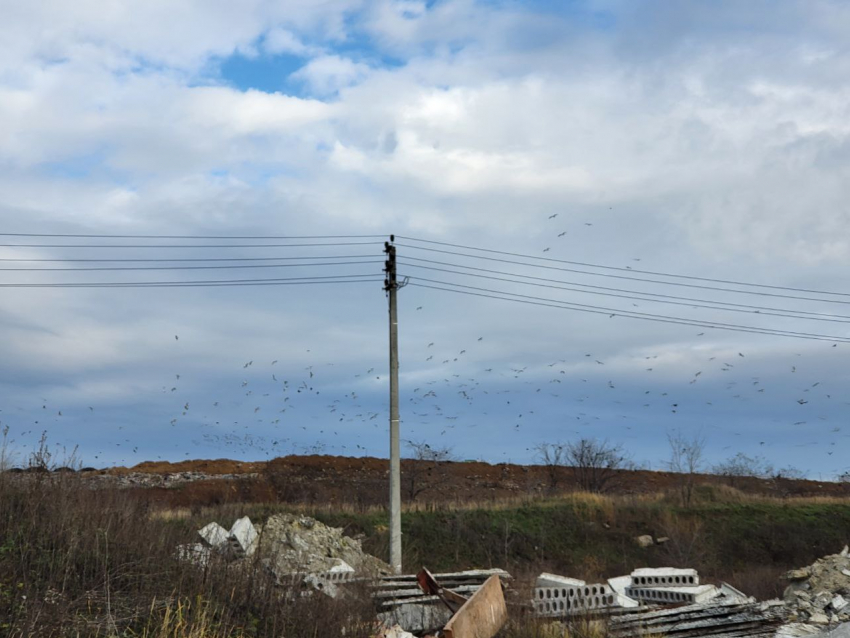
384,235,402,574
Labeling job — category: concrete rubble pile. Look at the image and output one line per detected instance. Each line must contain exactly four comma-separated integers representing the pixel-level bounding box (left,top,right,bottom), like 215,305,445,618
257,513,391,581
783,546,850,627
181,513,391,595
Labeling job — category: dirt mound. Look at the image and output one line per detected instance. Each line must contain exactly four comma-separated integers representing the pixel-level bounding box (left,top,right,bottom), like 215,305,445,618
784,546,850,624
258,513,391,577
110,458,264,475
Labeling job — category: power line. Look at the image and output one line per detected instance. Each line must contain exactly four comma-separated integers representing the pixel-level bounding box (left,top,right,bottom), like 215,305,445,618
397,235,850,298
0,232,388,239
403,276,850,342
0,241,383,248
0,259,383,272
0,274,384,288
0,254,379,263
396,243,850,305
398,259,850,323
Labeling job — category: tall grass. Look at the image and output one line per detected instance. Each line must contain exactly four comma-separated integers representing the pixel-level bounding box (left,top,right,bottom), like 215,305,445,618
0,472,377,637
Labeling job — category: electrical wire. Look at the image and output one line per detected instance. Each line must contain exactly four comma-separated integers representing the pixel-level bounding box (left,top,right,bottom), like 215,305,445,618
396,243,850,305
402,276,850,342
0,232,388,239
397,259,850,323
0,254,379,263
0,274,384,288
0,241,383,248
0,259,383,272
410,277,850,343
396,235,850,298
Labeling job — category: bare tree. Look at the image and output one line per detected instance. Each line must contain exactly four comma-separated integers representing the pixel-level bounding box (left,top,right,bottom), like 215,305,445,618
565,438,629,493
534,442,567,492
711,453,773,487
666,430,706,507
402,440,455,501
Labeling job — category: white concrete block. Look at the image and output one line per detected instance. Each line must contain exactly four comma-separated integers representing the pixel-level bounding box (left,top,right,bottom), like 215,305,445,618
329,559,355,574
198,522,229,547
630,567,699,587
607,575,639,608
229,516,258,557
536,573,586,588
831,595,848,612
626,584,719,605
533,583,619,616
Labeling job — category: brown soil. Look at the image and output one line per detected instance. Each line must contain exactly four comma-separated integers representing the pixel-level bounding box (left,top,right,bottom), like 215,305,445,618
108,455,850,509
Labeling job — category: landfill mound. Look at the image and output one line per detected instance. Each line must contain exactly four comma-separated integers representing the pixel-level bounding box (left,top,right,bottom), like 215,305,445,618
784,546,850,625
258,513,391,577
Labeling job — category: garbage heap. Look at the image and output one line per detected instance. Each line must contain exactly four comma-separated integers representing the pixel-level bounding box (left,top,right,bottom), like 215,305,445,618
784,546,850,625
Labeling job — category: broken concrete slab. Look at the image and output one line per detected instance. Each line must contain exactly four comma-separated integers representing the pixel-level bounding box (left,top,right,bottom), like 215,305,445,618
443,575,507,638
611,599,788,638
630,567,699,587
534,582,620,616
718,581,753,604
377,603,452,636
607,575,639,608
198,522,229,547
626,583,719,605
228,516,258,557
536,573,586,589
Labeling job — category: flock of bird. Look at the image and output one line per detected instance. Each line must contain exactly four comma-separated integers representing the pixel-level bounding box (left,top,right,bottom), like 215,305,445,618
0,216,848,478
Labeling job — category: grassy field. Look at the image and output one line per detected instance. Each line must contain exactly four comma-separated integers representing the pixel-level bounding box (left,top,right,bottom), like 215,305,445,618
2,471,849,637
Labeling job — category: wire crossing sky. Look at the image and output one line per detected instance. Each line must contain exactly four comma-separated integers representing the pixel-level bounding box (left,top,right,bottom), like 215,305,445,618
0,0,849,478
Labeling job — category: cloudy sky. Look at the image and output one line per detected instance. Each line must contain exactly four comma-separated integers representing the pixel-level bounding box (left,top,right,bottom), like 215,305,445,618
1,0,849,478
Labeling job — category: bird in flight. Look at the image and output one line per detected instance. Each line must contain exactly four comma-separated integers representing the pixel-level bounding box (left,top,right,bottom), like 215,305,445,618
549,213,558,219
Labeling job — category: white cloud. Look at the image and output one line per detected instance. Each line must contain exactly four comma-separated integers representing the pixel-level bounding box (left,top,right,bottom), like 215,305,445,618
2,1,850,473
290,54,372,95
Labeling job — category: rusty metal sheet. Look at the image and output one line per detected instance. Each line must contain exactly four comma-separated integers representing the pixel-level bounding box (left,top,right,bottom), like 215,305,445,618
417,568,469,613
442,575,508,638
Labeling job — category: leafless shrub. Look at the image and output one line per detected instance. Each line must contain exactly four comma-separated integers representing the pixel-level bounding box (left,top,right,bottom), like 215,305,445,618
402,440,455,501
711,453,773,487
566,438,630,494
666,430,705,507
534,442,568,493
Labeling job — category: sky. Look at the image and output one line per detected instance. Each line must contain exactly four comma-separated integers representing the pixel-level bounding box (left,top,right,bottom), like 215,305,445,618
1,0,850,478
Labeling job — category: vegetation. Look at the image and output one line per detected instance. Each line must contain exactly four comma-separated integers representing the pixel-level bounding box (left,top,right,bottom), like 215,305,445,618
1,439,848,635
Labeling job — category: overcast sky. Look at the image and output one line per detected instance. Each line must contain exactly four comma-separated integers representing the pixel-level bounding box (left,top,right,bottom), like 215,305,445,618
1,0,849,478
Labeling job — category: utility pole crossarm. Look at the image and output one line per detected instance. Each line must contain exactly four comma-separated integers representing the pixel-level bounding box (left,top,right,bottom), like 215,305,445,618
384,235,402,574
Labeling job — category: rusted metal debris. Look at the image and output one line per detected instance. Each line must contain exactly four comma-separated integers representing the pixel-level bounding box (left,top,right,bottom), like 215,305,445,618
442,575,508,638
417,568,470,614
375,569,511,635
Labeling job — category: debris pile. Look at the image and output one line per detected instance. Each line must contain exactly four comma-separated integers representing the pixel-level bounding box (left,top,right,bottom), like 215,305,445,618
178,515,259,565
784,546,850,626
258,513,391,578
375,569,511,634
